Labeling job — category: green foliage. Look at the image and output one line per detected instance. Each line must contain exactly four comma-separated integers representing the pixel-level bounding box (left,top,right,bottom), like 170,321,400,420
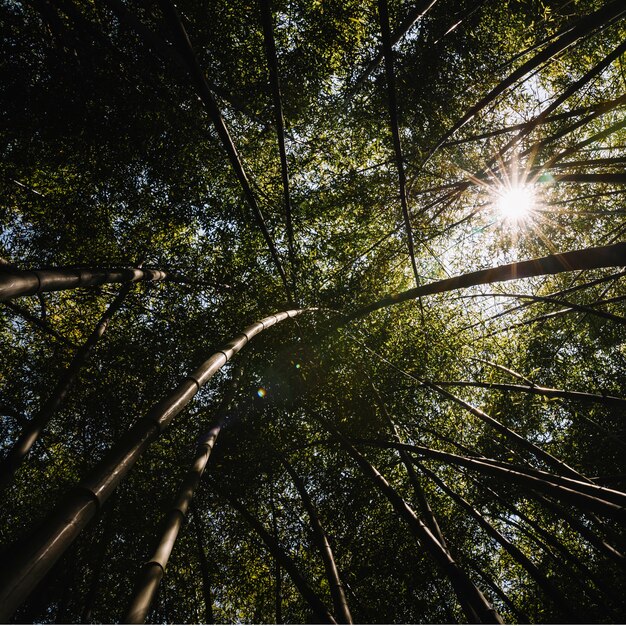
1,0,626,623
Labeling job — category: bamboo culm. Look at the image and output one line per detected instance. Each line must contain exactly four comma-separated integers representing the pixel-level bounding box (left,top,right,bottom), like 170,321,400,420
331,242,626,331
218,488,337,624
418,463,578,621
0,266,167,302
316,412,503,624
278,451,353,624
361,439,626,522
260,0,298,303
377,0,422,290
156,0,291,301
124,370,242,623
0,283,133,488
0,309,307,621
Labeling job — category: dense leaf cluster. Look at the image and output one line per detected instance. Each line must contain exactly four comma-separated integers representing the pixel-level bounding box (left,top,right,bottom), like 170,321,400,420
1,0,626,623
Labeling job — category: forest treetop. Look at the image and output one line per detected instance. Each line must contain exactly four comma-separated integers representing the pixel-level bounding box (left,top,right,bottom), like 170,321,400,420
1,0,626,623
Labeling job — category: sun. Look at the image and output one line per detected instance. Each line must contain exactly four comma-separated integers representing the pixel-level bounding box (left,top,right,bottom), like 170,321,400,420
495,184,535,223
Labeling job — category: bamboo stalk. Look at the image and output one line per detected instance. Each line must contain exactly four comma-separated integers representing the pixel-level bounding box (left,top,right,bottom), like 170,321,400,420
423,0,626,162
358,439,626,521
419,463,578,620
317,412,503,624
465,558,531,624
369,382,450,553
125,370,242,623
218,488,337,624
0,266,167,302
156,0,291,301
535,494,626,568
190,507,215,624
260,0,298,303
277,451,353,624
377,0,422,290
0,309,308,621
3,301,77,348
329,242,626,330
431,380,626,409
424,380,591,483
348,0,437,96
1,284,134,488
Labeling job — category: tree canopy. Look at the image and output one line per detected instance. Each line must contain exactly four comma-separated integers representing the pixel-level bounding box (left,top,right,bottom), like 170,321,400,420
1,0,626,623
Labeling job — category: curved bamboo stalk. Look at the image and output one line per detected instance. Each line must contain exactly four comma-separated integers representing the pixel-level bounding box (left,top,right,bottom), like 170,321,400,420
329,242,626,330
1,284,133,488
317,412,503,624
277,451,353,624
423,0,626,163
217,487,337,624
424,381,591,483
260,0,298,303
0,309,308,621
358,440,626,522
156,0,291,301
431,380,626,408
418,464,577,620
0,266,167,302
124,370,242,623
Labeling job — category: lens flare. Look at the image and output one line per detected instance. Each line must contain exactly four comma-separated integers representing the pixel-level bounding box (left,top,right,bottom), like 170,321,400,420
257,388,266,398
495,185,535,223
